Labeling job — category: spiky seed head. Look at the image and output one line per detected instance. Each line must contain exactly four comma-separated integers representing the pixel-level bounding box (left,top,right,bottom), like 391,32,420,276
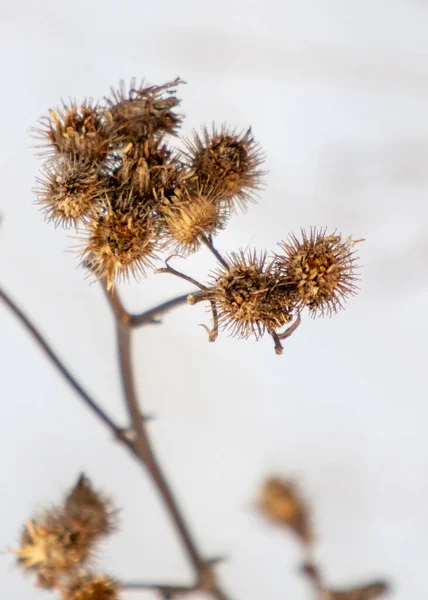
35,158,107,228
183,126,265,211
36,102,110,162
15,513,93,582
106,78,184,144
260,478,313,544
64,474,117,540
61,574,119,600
110,140,182,209
207,250,294,339
82,200,157,290
275,228,360,317
161,186,226,254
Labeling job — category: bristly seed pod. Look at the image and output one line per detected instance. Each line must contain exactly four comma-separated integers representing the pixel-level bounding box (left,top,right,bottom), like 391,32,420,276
35,157,107,228
259,478,313,545
82,199,158,290
64,474,117,540
61,573,119,600
36,101,110,162
206,250,295,339
106,78,184,144
275,228,360,317
161,185,227,254
182,126,265,211
15,512,94,585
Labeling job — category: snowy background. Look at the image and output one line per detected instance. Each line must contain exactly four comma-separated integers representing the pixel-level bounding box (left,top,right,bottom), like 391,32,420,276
1,1,428,598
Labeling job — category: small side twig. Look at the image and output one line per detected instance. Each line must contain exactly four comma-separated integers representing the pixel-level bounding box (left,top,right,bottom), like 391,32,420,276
129,291,201,327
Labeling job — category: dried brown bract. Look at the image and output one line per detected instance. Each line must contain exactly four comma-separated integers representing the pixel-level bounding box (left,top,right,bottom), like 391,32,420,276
15,513,93,585
64,474,117,540
260,478,312,544
275,228,360,317
35,158,107,227
61,573,119,600
206,250,295,339
182,126,265,211
110,140,182,210
82,199,157,290
106,78,184,144
161,185,226,254
37,101,110,162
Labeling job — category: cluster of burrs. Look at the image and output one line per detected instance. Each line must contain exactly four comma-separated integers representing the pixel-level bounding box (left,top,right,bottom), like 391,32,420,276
34,78,360,354
14,475,119,600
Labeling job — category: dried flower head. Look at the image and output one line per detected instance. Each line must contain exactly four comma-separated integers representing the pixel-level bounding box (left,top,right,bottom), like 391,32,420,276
36,102,110,162
106,78,183,144
183,126,265,211
82,200,157,290
275,228,360,316
259,478,312,544
206,250,295,339
35,158,106,227
111,140,182,209
64,474,117,540
15,513,93,584
161,186,226,254
62,573,119,600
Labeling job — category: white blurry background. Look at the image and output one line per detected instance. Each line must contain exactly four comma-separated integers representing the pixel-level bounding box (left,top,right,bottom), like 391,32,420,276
1,1,428,599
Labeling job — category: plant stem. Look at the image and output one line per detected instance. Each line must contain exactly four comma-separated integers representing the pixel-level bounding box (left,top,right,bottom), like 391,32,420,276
2,283,233,599
0,286,131,448
129,291,202,327
104,287,232,598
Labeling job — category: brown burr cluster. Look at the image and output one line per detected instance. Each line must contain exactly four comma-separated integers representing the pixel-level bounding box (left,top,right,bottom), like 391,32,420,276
34,77,360,352
14,475,118,600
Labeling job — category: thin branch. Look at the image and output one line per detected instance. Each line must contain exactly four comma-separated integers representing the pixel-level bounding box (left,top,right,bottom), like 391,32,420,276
201,234,229,269
129,291,202,327
0,286,131,448
2,282,233,599
156,265,207,291
122,582,196,595
104,288,205,573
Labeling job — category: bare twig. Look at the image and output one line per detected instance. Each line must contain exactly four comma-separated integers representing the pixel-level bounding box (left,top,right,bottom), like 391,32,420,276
103,287,232,599
0,286,132,449
1,282,232,598
129,291,202,327
201,234,229,269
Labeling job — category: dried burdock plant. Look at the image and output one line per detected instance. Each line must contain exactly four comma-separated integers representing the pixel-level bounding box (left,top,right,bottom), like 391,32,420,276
1,77,387,600
36,101,110,163
259,477,313,545
195,249,298,352
64,474,117,540
275,228,361,317
14,475,116,593
106,78,184,143
81,199,158,290
259,478,389,600
35,158,108,228
182,125,265,211
61,573,119,600
160,184,227,255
